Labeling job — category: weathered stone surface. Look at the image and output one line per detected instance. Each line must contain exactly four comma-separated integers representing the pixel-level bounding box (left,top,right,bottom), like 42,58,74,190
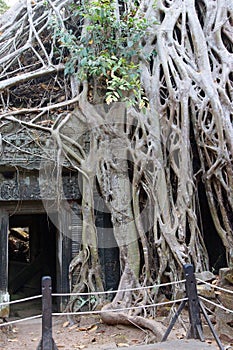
219,268,233,285
195,271,216,299
0,170,81,200
197,284,216,299
215,308,233,343
0,129,55,169
84,340,218,350
214,267,233,341
195,271,216,282
217,267,233,309
218,286,233,310
114,339,216,350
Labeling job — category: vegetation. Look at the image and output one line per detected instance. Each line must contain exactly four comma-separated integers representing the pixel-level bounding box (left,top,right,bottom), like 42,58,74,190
0,0,232,335
0,0,8,14
52,0,152,108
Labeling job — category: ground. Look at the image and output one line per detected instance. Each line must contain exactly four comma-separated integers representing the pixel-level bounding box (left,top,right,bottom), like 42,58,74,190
0,315,221,350
0,301,227,350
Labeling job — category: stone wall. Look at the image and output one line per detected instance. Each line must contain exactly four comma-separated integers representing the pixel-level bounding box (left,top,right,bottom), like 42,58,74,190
0,170,81,201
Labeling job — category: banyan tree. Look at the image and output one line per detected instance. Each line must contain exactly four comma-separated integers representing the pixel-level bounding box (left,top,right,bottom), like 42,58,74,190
0,0,232,333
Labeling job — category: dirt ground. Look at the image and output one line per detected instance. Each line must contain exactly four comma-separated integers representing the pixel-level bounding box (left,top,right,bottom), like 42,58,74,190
0,315,152,350
0,315,222,350
0,301,230,350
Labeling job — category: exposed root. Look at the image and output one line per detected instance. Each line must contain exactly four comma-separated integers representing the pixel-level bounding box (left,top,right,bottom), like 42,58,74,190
101,306,166,340
0,0,232,330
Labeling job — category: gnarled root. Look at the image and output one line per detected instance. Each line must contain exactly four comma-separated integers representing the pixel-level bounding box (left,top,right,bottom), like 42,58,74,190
100,305,166,340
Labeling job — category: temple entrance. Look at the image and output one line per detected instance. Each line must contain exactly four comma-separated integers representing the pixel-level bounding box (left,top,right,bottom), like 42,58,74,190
8,214,57,299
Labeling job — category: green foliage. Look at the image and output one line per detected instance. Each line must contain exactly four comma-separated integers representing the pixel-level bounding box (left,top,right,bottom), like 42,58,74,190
52,0,156,109
0,0,9,14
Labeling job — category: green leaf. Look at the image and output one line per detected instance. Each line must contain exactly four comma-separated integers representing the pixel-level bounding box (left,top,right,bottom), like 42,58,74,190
52,0,153,110
80,57,88,66
106,95,113,105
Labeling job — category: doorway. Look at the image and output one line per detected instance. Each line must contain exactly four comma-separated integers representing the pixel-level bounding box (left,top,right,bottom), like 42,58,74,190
8,214,57,299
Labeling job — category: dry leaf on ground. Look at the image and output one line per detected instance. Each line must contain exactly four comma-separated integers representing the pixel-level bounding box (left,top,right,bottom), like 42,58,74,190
63,321,70,328
117,343,129,347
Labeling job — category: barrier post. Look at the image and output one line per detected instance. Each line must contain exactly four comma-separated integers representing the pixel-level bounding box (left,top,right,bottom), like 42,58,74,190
183,263,204,340
37,276,58,350
162,263,204,342
162,264,224,350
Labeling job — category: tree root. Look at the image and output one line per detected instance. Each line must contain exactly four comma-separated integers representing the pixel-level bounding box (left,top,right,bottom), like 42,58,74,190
100,305,166,341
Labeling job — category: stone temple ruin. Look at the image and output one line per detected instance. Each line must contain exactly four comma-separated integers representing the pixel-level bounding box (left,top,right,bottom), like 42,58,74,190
0,1,232,340
0,126,120,314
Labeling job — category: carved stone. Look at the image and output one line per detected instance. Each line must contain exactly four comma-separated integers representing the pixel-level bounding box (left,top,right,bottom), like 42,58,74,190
0,171,81,201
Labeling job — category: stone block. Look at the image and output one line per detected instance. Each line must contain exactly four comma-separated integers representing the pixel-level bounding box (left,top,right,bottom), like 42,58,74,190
195,271,215,282
219,268,233,285
215,308,233,343
197,284,216,299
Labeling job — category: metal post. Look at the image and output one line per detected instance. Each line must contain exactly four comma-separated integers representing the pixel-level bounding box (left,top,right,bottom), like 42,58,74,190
199,302,224,350
162,264,224,349
183,264,204,341
0,212,10,319
37,276,58,350
161,299,186,342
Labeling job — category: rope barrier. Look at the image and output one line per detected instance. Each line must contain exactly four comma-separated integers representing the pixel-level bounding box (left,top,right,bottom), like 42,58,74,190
51,297,188,317
1,271,232,344
0,297,188,327
0,314,42,328
196,278,233,295
0,294,42,307
0,280,185,308
199,296,233,315
52,279,186,298
0,279,186,330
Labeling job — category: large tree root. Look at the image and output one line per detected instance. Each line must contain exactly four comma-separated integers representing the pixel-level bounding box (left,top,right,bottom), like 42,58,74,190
100,305,166,340
1,0,232,333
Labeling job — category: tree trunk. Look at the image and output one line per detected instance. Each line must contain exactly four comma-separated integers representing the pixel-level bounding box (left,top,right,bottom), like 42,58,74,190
0,0,232,335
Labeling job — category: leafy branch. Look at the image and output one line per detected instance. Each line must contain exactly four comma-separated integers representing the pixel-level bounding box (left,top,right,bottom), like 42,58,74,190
0,0,9,15
52,0,155,109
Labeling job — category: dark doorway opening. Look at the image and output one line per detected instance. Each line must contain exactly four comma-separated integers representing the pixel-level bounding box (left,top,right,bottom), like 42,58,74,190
96,210,120,293
8,214,57,299
198,181,227,273
190,120,227,274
